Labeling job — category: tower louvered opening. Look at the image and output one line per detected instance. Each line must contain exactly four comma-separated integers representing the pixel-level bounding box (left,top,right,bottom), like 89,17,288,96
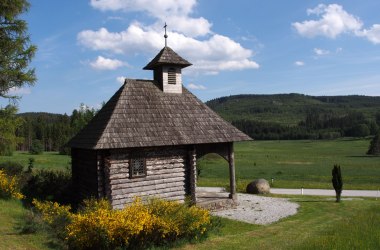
168,68,176,84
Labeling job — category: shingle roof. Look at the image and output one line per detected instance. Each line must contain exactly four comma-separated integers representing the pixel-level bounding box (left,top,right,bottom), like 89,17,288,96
68,79,252,149
143,47,192,70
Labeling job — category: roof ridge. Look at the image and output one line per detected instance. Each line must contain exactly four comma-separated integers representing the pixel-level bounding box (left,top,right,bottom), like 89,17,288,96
143,46,192,70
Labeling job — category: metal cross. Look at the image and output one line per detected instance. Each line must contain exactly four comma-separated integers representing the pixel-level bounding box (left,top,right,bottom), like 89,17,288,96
164,22,168,47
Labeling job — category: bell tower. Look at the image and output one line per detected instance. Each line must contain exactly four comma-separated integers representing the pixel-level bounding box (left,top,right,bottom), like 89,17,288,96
143,24,192,94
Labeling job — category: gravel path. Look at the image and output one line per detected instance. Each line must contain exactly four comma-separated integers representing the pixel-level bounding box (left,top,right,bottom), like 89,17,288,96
212,193,299,225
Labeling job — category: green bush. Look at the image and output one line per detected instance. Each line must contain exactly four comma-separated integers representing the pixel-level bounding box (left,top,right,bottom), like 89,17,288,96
0,161,24,176
29,140,44,155
22,169,73,206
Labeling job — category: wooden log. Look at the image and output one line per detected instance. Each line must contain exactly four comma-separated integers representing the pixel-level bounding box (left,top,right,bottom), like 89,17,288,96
146,168,185,176
112,190,186,207
111,181,185,196
109,171,185,185
111,186,185,200
110,176,185,190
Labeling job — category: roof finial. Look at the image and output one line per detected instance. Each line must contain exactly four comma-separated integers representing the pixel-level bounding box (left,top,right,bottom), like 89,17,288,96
164,22,168,47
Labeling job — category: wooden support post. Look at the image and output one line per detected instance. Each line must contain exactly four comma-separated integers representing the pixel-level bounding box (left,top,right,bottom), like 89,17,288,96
228,143,237,201
188,146,197,205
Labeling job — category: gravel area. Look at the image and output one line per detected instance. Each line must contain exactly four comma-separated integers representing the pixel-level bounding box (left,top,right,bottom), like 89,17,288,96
212,193,299,225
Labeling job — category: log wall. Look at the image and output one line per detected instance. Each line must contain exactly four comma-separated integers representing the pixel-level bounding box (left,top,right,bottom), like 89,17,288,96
105,147,188,209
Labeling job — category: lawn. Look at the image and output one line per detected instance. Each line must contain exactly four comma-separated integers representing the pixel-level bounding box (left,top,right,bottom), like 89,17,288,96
0,199,51,250
181,197,380,250
2,197,378,249
198,138,380,190
0,151,70,171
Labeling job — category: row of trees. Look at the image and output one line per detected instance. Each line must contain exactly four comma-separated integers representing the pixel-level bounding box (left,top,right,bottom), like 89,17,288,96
0,104,96,155
232,111,380,140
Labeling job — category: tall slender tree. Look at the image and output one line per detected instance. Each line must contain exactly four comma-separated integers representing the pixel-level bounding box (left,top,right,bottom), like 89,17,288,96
367,133,380,156
0,0,36,99
332,165,343,203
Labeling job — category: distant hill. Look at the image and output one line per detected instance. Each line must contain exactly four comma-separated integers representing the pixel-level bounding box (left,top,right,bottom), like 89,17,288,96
206,94,380,140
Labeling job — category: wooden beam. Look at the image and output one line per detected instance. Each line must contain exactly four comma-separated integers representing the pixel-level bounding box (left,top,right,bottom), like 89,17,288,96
228,142,237,201
188,146,197,204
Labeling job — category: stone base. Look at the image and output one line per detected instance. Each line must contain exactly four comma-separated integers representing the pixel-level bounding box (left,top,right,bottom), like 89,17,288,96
197,198,238,211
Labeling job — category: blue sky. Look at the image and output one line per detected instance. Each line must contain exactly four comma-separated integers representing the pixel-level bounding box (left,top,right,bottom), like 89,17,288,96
3,0,380,114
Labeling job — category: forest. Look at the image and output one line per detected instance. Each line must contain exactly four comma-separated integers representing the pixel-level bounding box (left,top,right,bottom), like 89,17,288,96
207,94,380,140
0,94,379,155
10,104,96,154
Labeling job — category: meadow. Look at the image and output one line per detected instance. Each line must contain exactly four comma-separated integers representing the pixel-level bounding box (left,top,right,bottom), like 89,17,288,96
198,138,380,191
0,138,379,249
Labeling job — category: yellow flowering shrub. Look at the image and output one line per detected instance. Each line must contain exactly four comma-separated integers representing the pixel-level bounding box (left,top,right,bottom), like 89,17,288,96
67,198,159,249
0,169,24,199
34,197,213,249
148,198,211,240
32,199,72,240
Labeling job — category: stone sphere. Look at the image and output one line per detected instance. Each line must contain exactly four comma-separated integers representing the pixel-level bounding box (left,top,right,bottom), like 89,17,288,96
246,179,270,194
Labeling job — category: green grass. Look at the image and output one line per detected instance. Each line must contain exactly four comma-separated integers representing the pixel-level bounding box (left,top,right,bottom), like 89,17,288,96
0,151,70,171
198,138,380,190
181,198,380,250
0,138,379,249
0,199,50,250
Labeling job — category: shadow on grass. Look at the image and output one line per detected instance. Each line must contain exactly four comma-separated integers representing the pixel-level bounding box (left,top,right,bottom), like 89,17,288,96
346,155,378,158
295,200,333,203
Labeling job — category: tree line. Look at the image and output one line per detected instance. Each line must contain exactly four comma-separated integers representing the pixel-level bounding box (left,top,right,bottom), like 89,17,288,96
0,104,96,155
232,110,380,140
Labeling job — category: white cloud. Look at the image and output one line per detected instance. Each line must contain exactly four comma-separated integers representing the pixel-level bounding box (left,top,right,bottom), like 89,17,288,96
7,87,31,96
78,23,259,74
293,4,380,45
292,4,363,38
294,61,305,66
314,48,330,56
90,0,211,37
90,56,127,70
187,83,206,90
116,76,126,84
357,24,380,44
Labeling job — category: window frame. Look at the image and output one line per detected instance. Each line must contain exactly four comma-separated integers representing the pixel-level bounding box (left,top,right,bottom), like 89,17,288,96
129,157,147,178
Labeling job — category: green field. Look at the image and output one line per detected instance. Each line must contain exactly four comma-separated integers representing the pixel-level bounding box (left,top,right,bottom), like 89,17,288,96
0,151,71,171
198,138,380,191
0,139,379,249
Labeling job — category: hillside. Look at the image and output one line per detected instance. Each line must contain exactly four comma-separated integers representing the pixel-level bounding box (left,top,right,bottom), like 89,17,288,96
206,94,380,139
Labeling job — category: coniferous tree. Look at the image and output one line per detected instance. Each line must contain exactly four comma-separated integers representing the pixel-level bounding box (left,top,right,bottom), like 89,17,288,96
0,105,24,155
332,165,343,203
367,133,380,156
0,0,36,99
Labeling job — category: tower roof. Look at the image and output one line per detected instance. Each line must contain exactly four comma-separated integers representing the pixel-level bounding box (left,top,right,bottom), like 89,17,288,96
143,46,192,70
68,79,251,149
